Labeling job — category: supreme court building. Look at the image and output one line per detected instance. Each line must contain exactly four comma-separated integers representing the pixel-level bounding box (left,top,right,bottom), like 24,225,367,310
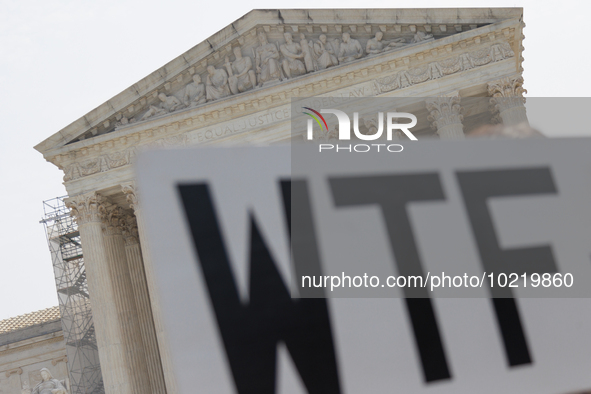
34,8,527,394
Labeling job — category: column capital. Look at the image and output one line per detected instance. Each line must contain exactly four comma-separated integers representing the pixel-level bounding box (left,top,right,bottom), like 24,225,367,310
488,75,529,126
426,94,463,130
122,215,140,246
51,356,68,366
488,75,527,112
121,182,140,212
487,75,527,98
102,205,126,236
65,192,108,225
5,367,22,378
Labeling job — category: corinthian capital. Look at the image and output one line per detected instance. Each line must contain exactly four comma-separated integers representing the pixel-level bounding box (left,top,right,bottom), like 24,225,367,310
488,75,527,114
65,192,108,225
121,182,139,212
51,356,68,366
426,95,464,130
122,214,140,246
5,367,22,378
488,75,527,98
102,206,126,236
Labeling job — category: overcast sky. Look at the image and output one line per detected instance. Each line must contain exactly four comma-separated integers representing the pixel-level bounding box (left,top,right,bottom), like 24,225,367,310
0,0,589,321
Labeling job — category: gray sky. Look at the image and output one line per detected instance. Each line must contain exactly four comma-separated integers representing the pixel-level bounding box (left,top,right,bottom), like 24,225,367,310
0,0,589,321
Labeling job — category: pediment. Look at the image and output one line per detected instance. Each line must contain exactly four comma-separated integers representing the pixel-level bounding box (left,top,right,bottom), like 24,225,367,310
34,8,523,155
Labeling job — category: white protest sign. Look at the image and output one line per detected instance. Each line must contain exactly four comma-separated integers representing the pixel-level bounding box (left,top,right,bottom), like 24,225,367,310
136,138,591,394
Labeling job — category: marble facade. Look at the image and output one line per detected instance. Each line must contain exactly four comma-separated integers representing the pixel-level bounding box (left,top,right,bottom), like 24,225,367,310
0,307,69,394
34,8,527,394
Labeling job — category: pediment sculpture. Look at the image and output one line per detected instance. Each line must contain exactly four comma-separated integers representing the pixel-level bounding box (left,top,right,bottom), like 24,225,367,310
205,65,231,102
225,46,257,95
280,32,307,78
118,26,450,126
141,92,184,121
255,30,284,86
183,74,206,107
338,32,364,63
366,31,406,54
312,34,339,70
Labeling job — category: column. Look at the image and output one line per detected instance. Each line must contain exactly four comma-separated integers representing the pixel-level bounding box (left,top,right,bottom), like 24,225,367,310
66,193,123,393
426,93,465,139
5,367,22,392
122,182,179,394
51,356,69,383
66,192,148,394
122,214,167,394
487,75,529,126
102,206,151,393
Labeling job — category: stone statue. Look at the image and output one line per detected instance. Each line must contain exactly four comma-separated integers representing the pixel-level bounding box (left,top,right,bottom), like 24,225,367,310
183,74,206,107
363,115,396,138
366,32,406,54
254,30,283,86
141,93,182,120
280,32,306,79
224,47,256,95
338,32,364,63
299,33,316,73
363,116,379,136
313,123,339,142
158,92,182,112
205,65,231,101
411,31,434,43
312,34,339,70
31,368,68,394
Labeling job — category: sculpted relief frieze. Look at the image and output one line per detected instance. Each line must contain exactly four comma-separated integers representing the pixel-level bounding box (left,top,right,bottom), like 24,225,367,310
374,42,514,93
70,23,516,143
63,135,188,181
130,29,435,123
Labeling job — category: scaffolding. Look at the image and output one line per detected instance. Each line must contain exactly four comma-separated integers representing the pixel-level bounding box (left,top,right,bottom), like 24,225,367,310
41,197,104,394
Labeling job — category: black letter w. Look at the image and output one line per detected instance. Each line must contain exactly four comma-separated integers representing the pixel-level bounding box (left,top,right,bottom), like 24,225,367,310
178,181,341,394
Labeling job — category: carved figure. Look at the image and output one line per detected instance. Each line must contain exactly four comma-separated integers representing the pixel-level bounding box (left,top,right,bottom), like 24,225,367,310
363,116,379,136
140,93,182,120
254,30,283,86
205,65,231,101
280,32,306,79
315,124,339,142
364,115,401,139
158,93,182,112
299,33,316,72
411,31,434,43
225,47,256,95
31,368,68,394
338,32,364,63
366,32,406,54
312,34,339,70
183,74,206,107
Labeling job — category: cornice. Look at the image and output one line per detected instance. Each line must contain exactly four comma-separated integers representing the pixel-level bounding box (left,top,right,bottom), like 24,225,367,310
0,335,65,358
